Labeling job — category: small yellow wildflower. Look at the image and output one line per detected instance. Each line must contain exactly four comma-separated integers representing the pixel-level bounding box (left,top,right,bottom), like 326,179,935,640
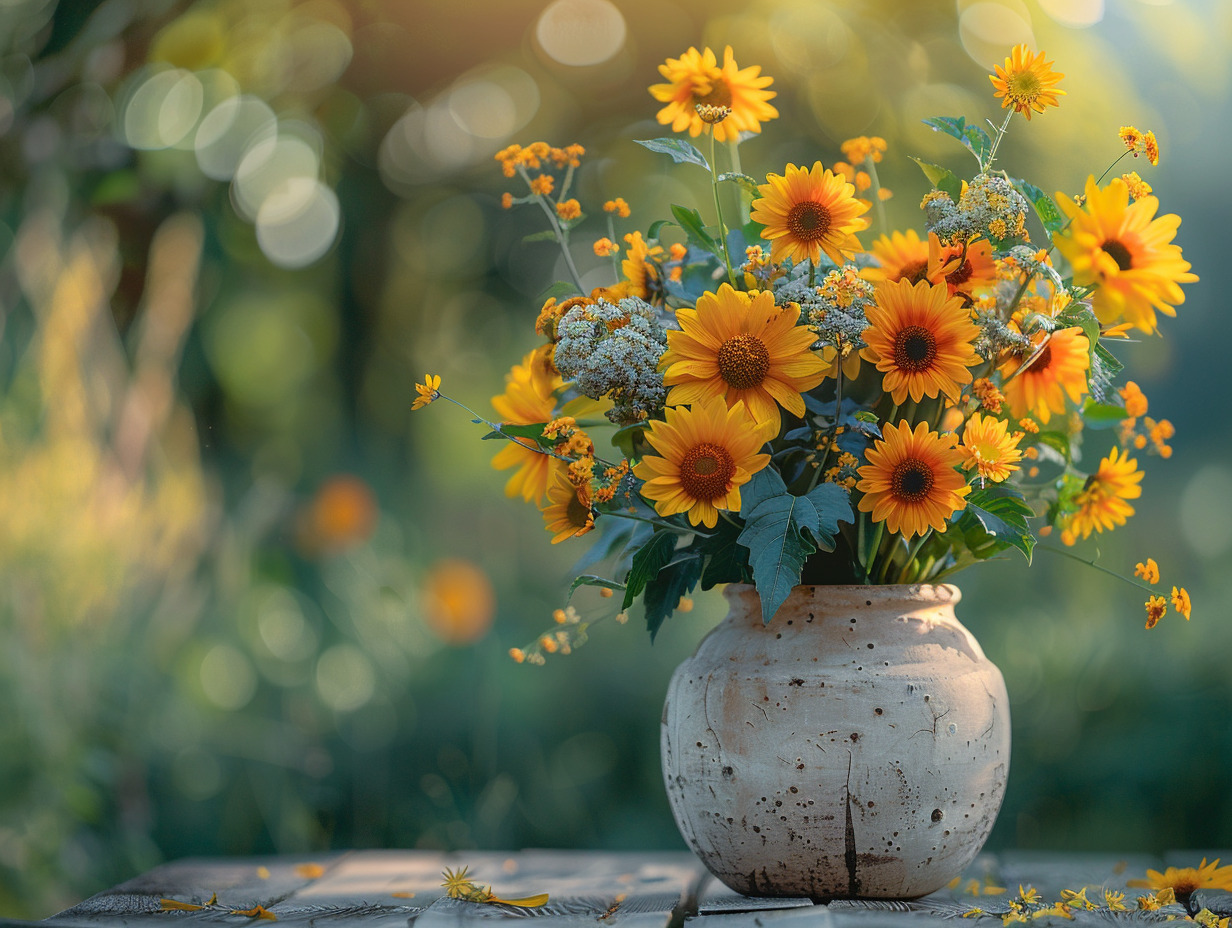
1134,558,1160,584
603,197,631,218
1171,586,1192,620
501,192,514,209
677,597,694,613
1103,890,1128,912
1195,909,1230,928
599,587,614,598
1018,418,1039,434
840,135,887,164
1120,381,1148,418
593,237,619,257
509,648,525,663
615,611,628,624
1143,131,1160,166
1121,172,1152,199
529,174,554,196
972,378,1005,414
540,635,558,653
412,374,442,410
556,198,581,221
1059,888,1096,910
1145,595,1167,629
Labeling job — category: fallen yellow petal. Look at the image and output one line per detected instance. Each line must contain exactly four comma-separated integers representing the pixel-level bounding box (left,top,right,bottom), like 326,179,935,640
230,905,278,921
207,894,218,906
160,899,206,911
488,894,549,908
295,864,325,879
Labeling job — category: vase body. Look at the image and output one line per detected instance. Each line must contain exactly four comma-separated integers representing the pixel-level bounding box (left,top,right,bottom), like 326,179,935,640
661,584,1009,900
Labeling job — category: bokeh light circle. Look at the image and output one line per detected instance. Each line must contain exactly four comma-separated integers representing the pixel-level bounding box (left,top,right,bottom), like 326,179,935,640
233,134,321,221
958,2,1035,69
255,177,340,268
194,94,277,181
535,0,626,67
123,68,203,150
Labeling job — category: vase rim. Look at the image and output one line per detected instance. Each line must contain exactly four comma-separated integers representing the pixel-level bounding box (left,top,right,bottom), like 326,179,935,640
722,582,961,607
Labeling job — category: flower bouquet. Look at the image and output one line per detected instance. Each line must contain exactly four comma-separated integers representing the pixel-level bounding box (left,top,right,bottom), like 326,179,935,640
415,42,1197,662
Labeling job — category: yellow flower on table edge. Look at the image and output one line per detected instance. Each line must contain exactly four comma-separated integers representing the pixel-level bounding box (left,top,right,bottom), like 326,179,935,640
1053,175,1198,334
855,419,971,539
541,470,595,544
632,396,772,529
862,228,929,285
960,412,1023,483
661,283,827,432
648,45,778,143
412,374,441,410
861,278,980,405
997,327,1089,426
989,43,1065,120
751,162,870,268
1062,446,1143,544
1127,858,1232,896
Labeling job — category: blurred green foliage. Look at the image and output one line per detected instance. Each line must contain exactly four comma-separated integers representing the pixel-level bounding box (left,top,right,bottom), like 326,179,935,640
0,0,1230,919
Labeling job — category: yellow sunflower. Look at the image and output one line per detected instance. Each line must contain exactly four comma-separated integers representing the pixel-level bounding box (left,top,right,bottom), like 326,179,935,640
862,228,929,284
998,327,1089,425
1062,447,1143,543
541,471,595,544
649,45,778,143
989,44,1065,120
751,162,870,267
618,231,666,303
856,420,971,538
632,397,772,529
959,413,1023,483
661,284,827,430
1053,175,1198,333
1128,859,1232,898
861,278,981,404
926,234,997,302
490,350,562,503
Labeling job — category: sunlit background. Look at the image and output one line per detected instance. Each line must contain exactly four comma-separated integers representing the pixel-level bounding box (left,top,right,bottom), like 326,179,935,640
1,0,1230,917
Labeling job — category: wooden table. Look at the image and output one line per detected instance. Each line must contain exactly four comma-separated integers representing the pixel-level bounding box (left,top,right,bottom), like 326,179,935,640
8,850,1231,927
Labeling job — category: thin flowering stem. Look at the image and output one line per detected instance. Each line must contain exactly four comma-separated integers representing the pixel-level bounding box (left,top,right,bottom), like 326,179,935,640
517,164,586,293
602,507,716,537
1093,148,1135,187
708,129,737,286
1037,544,1159,595
437,393,578,465
726,138,750,224
606,214,621,279
982,110,1015,171
864,155,888,234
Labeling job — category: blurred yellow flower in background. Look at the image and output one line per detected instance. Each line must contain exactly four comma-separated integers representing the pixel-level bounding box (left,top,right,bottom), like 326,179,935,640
421,559,495,645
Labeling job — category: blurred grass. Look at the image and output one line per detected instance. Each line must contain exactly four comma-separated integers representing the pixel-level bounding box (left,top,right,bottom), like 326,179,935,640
1,0,1230,919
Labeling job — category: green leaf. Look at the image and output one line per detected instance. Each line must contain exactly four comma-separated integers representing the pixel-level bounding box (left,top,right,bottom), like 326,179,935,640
1090,342,1123,404
622,531,677,610
537,280,580,302
1082,399,1127,429
957,486,1035,562
700,531,748,590
480,422,546,442
634,137,710,170
643,554,703,641
1013,178,1065,235
803,482,854,550
646,219,675,240
670,204,719,252
522,229,559,244
920,115,989,166
1034,431,1071,465
568,575,627,600
909,157,963,202
739,467,787,518
610,421,646,459
717,172,761,197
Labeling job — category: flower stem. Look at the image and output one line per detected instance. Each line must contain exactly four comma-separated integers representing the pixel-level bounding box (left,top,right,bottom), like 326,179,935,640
983,110,1015,171
1036,544,1159,594
518,164,586,293
865,156,888,234
709,129,737,286
727,137,750,225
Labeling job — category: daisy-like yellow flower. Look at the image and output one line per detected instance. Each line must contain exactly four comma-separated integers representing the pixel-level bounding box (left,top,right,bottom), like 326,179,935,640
618,231,665,303
863,229,929,284
1129,859,1232,898
856,420,971,538
989,44,1065,120
412,374,441,410
960,413,1023,483
751,162,870,267
491,351,562,503
649,45,778,143
926,234,997,302
1134,557,1160,584
661,284,827,430
1171,585,1192,620
1063,447,1143,543
1053,175,1198,333
861,278,981,405
1122,171,1152,200
998,327,1089,425
541,471,595,544
632,396,772,529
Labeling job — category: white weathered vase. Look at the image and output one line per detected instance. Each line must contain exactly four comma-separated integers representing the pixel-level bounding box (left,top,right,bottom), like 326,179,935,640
661,583,1010,900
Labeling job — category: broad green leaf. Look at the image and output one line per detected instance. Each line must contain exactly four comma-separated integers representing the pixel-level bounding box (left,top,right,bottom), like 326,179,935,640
739,467,788,518
957,486,1035,562
568,575,627,600
803,482,854,550
700,532,749,590
646,218,675,240
522,229,559,244
644,554,703,641
738,493,817,626
854,410,881,423
717,171,761,197
1082,399,1128,429
622,531,677,610
634,137,710,170
479,422,547,442
670,204,719,252
920,115,989,166
1013,178,1065,235
1089,342,1123,404
909,157,962,202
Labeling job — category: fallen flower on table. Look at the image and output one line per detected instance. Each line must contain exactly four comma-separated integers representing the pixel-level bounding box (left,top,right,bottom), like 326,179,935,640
159,894,217,912
1127,857,1232,900
440,866,549,907
294,863,325,880
229,904,277,920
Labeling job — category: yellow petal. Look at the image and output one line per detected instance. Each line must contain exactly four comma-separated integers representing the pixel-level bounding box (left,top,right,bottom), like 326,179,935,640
488,893,550,908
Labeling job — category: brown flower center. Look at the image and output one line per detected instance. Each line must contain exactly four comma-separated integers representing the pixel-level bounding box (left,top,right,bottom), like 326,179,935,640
1025,343,1053,373
679,441,736,502
1101,239,1133,271
696,79,733,108
890,458,935,503
946,258,973,287
900,260,929,284
717,333,771,389
786,200,832,243
892,324,938,373
566,492,591,528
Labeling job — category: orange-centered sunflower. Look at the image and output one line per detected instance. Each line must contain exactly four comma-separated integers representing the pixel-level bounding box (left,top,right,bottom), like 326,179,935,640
751,162,869,267
632,397,772,529
861,278,981,404
491,350,563,503
1128,859,1232,899
863,229,929,284
649,45,778,143
1053,175,1198,333
997,327,1089,425
1062,447,1143,544
856,420,971,538
661,284,827,431
989,44,1065,120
